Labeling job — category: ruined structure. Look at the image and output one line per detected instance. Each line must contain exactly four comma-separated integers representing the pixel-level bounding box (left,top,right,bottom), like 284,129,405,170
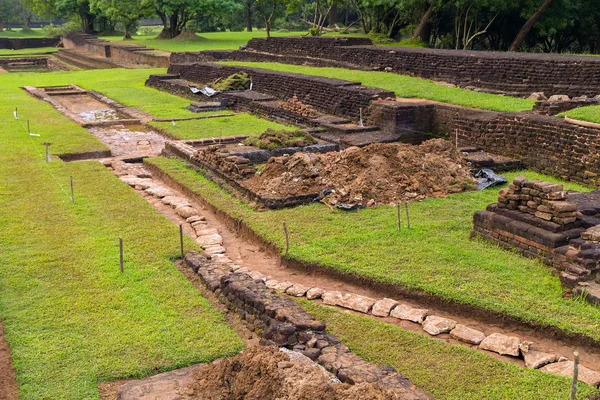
473,177,600,303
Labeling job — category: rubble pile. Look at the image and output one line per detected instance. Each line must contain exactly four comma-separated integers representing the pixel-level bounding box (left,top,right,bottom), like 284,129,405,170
497,177,578,225
280,95,321,119
195,144,255,179
244,139,476,207
244,128,318,150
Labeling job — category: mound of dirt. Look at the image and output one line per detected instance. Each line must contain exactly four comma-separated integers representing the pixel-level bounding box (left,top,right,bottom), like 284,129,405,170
281,95,320,119
244,139,476,207
187,346,401,400
244,129,318,149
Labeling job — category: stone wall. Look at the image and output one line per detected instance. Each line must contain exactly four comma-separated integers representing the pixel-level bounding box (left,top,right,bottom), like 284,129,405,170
0,37,60,50
167,62,394,120
183,251,430,397
244,37,600,97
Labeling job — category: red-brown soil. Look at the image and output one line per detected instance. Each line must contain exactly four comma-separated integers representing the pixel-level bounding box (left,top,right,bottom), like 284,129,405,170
0,321,18,400
187,346,400,400
244,139,476,207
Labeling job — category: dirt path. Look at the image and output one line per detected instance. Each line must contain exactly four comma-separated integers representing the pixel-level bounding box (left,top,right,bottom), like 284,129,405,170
110,161,600,374
0,319,19,400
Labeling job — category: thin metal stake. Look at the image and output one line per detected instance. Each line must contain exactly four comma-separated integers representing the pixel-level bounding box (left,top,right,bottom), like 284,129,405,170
70,176,74,203
397,203,401,232
119,238,124,273
405,202,411,229
42,142,52,163
570,352,579,400
283,221,289,257
179,224,184,259
27,119,30,134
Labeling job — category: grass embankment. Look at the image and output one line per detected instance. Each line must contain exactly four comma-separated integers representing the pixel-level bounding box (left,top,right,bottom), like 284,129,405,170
146,156,600,342
560,105,600,124
299,301,599,399
0,47,58,56
0,72,244,398
220,61,535,112
2,68,287,141
0,29,45,38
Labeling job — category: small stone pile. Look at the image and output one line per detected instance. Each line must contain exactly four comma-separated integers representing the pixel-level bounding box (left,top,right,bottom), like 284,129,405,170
497,176,577,225
196,144,256,179
280,95,320,119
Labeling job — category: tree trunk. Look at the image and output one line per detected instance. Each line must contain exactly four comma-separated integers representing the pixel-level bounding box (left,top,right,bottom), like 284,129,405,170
413,3,433,41
328,2,337,26
0,22,4,32
246,0,253,32
169,14,179,38
265,19,271,37
509,0,553,52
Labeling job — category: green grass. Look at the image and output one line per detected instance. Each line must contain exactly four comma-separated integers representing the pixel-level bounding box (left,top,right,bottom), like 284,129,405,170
299,301,599,399
0,47,58,56
560,105,600,124
0,28,45,38
0,81,244,398
149,114,294,140
220,61,535,112
100,31,312,52
146,156,600,342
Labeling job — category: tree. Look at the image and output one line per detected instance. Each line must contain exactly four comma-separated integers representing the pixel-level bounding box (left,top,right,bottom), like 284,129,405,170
508,0,552,51
90,0,151,39
0,0,21,31
255,0,280,37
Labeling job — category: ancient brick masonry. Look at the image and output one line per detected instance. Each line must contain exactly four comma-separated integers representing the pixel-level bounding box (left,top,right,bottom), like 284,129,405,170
184,252,430,398
196,144,256,180
244,37,600,97
473,177,600,304
166,63,394,120
0,37,60,50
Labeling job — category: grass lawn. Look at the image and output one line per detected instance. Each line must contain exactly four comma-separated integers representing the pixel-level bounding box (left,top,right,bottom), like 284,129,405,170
2,68,287,141
146,156,600,342
0,47,58,56
0,79,244,398
0,28,45,38
100,30,310,52
150,114,294,140
560,105,600,124
220,61,535,112
300,301,599,399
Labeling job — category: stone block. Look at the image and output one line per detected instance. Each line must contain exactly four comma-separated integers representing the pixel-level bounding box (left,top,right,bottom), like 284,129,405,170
449,324,486,345
422,316,456,336
389,304,428,323
478,333,520,356
522,350,560,369
540,361,600,386
286,284,310,297
306,287,324,300
371,298,399,317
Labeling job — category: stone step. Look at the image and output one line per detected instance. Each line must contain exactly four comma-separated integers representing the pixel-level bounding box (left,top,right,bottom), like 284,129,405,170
54,50,116,70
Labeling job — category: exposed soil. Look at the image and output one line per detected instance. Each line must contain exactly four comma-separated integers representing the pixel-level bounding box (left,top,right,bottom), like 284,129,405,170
0,320,19,400
244,128,317,149
244,139,476,207
186,346,399,400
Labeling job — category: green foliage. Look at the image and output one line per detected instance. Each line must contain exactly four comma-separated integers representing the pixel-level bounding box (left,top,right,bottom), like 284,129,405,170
244,128,316,149
147,156,600,342
300,301,600,400
41,21,80,37
221,61,535,112
209,72,251,90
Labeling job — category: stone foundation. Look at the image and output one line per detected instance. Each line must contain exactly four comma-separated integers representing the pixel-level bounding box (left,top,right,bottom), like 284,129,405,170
183,251,430,397
0,37,60,50
473,177,600,301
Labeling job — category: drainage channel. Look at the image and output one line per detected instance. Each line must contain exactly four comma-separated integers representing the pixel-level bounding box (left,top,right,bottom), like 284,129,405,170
106,158,600,387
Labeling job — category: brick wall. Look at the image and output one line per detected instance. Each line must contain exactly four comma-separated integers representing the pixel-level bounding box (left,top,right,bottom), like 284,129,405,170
244,37,600,97
455,112,600,185
0,37,60,50
167,62,394,120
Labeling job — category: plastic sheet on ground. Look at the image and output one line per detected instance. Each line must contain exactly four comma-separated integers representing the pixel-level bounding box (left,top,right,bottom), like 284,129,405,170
475,168,507,190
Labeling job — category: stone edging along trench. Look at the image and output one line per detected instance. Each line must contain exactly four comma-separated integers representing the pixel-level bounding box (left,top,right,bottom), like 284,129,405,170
123,163,600,387
141,160,600,363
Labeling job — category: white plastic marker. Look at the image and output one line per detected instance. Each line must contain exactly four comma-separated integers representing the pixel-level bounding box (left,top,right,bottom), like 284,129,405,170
250,81,253,91
13,107,18,119
171,120,176,126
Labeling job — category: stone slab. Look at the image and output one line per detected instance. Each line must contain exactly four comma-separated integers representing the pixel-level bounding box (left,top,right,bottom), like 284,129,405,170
422,316,456,336
286,284,310,297
371,298,399,317
540,361,600,386
175,206,198,218
523,350,560,369
449,324,486,345
306,287,324,300
118,364,204,400
196,234,223,247
478,333,520,357
389,304,428,324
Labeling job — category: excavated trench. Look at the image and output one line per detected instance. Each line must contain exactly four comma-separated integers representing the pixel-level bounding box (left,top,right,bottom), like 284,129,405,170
26,86,600,389
107,158,600,385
